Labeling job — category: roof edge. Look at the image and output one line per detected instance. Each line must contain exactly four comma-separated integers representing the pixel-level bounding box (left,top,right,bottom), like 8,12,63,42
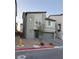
23,11,47,14
48,14,63,18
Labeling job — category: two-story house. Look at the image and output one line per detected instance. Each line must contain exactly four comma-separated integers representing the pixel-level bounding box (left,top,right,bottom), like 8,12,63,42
22,11,56,42
43,18,56,41
48,14,63,39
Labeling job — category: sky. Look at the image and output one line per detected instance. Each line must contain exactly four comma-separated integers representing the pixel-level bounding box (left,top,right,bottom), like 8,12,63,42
16,0,63,23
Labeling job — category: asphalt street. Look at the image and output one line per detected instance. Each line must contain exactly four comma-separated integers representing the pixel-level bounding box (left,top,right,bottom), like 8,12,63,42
15,47,63,59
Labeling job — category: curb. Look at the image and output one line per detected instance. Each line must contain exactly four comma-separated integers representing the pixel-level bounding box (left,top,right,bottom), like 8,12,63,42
15,46,63,52
16,47,50,50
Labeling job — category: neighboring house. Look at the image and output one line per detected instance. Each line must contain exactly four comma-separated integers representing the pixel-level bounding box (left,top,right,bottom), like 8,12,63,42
20,23,23,32
44,18,56,32
15,23,23,38
22,11,56,41
43,18,56,41
48,14,63,40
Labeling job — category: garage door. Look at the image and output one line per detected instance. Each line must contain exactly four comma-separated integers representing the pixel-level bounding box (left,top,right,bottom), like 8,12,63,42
43,33,54,42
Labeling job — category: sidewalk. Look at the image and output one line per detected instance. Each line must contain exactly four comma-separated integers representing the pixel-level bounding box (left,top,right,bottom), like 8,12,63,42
15,37,55,50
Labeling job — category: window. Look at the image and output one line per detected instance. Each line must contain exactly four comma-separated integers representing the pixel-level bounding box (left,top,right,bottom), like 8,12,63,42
58,24,61,31
48,21,51,26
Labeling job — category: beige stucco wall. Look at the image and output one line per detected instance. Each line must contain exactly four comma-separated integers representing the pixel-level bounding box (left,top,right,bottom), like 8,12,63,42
49,15,63,32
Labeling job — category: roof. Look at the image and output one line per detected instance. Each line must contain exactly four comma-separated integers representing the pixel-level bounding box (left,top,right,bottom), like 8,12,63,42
23,11,46,14
48,14,63,18
45,18,56,21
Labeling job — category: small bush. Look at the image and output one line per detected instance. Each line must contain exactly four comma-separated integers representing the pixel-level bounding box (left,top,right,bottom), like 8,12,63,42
49,43,54,46
40,42,44,46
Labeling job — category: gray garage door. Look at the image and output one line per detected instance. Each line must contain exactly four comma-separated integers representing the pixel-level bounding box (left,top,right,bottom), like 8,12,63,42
43,33,54,42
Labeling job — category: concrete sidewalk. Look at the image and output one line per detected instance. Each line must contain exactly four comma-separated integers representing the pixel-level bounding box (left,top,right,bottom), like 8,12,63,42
15,36,63,49
15,38,55,48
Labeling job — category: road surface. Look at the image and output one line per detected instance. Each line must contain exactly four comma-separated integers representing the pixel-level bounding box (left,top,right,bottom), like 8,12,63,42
15,47,63,59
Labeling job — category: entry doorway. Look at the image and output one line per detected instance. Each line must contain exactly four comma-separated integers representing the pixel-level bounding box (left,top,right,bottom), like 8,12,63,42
34,30,39,38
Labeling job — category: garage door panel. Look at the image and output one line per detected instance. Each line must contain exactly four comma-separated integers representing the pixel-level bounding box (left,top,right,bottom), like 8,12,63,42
43,33,54,42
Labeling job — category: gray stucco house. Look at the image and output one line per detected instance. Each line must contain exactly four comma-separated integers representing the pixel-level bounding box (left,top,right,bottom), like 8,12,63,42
22,11,57,42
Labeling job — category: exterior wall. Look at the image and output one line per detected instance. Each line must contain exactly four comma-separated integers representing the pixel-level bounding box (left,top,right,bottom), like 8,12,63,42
49,15,63,32
23,12,46,39
49,14,63,39
23,12,62,41
44,20,56,32
26,14,35,39
33,13,46,29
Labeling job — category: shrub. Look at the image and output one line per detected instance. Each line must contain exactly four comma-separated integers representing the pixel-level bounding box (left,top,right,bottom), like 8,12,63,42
40,42,44,46
49,43,54,46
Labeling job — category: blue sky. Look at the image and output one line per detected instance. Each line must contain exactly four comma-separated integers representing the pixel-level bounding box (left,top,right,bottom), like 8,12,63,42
16,0,63,23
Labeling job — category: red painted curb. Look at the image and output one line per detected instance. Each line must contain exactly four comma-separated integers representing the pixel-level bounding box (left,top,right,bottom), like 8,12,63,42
16,47,48,50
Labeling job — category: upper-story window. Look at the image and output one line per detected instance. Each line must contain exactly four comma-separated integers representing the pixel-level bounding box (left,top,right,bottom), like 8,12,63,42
48,21,51,26
45,20,56,28
35,20,41,25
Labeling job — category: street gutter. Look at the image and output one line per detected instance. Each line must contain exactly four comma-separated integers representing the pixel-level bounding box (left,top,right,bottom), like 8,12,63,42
16,46,63,52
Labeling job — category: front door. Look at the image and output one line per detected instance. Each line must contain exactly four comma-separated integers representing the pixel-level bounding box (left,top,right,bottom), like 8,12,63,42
34,30,39,38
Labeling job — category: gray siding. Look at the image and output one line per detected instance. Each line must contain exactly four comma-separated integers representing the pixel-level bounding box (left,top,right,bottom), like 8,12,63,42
23,13,27,38
26,14,35,39
23,13,46,39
